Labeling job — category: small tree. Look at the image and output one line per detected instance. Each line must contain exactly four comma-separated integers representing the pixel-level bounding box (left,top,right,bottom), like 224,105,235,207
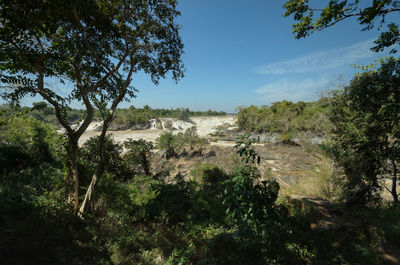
156,132,181,158
223,134,281,259
124,139,153,176
181,126,208,152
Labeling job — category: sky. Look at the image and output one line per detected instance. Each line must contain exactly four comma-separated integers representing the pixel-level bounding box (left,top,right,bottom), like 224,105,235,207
14,0,400,113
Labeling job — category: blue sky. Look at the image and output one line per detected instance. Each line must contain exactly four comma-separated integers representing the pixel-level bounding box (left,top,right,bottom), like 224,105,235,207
15,0,399,112
124,0,397,113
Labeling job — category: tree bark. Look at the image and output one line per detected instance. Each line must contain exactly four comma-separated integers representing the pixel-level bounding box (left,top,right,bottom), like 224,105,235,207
391,159,398,204
78,120,107,217
78,86,128,217
66,138,80,215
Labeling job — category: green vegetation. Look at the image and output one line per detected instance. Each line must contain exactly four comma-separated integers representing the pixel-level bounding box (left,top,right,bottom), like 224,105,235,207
0,96,399,263
283,0,400,53
112,106,227,126
0,0,184,216
2,115,398,264
237,100,331,136
0,103,227,129
155,127,208,158
328,58,400,204
0,103,86,126
124,139,154,177
1,0,399,264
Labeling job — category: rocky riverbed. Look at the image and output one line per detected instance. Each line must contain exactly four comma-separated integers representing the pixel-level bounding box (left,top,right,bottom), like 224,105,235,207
78,115,238,146
77,115,325,146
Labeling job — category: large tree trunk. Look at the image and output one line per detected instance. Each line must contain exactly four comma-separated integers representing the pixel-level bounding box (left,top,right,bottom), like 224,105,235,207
66,138,80,216
78,89,127,217
391,159,398,204
78,124,107,217
76,51,134,216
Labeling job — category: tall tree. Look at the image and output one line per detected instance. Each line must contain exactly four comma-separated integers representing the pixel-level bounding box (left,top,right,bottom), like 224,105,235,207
283,0,400,53
0,0,184,215
330,58,400,204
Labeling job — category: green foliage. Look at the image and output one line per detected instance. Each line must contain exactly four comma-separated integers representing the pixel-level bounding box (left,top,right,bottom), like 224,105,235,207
237,100,331,136
0,103,85,127
155,128,208,158
191,163,229,186
283,0,400,53
0,114,63,169
2,99,400,264
329,58,400,204
2,106,397,263
234,133,259,164
0,113,104,264
112,106,226,126
179,126,208,151
155,131,181,158
221,135,298,263
79,135,126,179
123,139,153,176
1,0,186,216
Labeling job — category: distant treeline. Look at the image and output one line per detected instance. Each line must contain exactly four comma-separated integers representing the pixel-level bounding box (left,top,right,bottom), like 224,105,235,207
113,105,227,125
0,102,227,127
0,102,84,126
237,99,331,136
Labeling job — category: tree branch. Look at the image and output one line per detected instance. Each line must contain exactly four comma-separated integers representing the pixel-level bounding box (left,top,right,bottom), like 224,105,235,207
36,65,74,136
71,5,130,86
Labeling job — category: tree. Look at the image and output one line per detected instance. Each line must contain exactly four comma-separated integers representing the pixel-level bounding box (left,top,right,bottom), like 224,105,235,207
329,58,400,204
124,139,153,176
0,0,184,216
283,0,400,53
155,132,181,158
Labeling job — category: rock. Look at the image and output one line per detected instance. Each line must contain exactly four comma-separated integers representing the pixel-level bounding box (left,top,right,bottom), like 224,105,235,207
164,119,173,130
179,149,188,157
108,123,131,131
93,124,103,131
157,150,167,158
131,122,150,130
155,119,163,130
204,150,216,158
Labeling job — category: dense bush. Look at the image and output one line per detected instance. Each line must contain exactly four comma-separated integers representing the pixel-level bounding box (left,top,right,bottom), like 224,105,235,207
123,139,154,176
112,105,227,126
179,126,208,152
0,103,227,129
79,135,127,180
237,100,331,136
327,58,400,205
155,127,208,158
1,106,398,265
0,103,85,127
155,131,181,158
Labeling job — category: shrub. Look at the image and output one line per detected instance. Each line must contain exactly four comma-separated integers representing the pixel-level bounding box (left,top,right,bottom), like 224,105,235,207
180,126,208,152
155,132,181,158
79,135,126,179
123,139,153,176
237,101,330,135
191,163,228,186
